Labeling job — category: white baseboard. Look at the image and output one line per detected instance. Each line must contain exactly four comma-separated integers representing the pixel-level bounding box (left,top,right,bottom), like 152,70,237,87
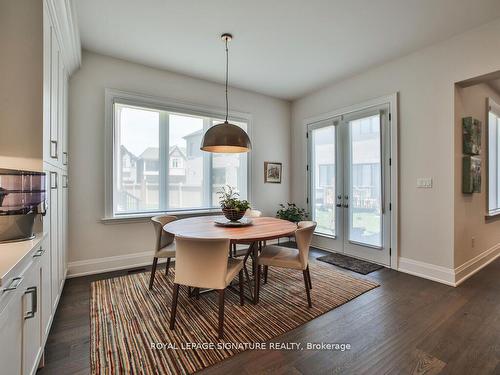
67,239,285,278
398,243,500,287
67,250,160,278
454,243,500,286
398,257,456,286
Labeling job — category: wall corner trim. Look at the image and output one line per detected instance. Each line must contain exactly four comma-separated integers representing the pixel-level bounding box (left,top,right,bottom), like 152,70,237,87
454,243,500,286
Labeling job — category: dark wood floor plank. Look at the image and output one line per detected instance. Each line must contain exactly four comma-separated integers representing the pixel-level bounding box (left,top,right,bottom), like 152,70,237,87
37,248,500,375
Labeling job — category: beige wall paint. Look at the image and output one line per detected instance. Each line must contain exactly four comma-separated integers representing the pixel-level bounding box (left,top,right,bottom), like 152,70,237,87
0,0,43,168
454,83,500,267
291,17,500,269
68,51,291,264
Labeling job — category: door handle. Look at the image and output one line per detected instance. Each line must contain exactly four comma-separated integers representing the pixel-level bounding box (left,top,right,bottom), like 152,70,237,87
33,247,45,257
50,140,58,159
3,277,23,292
336,203,342,207
24,286,37,320
50,171,58,189
343,203,349,208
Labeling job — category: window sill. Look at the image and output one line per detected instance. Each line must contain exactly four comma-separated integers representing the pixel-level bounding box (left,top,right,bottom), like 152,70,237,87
485,210,500,219
100,209,222,225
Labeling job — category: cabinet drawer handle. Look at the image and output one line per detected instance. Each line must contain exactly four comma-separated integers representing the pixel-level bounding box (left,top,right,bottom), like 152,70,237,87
24,286,37,320
63,151,68,165
63,175,68,188
50,140,58,159
3,277,23,292
50,171,58,189
33,248,45,257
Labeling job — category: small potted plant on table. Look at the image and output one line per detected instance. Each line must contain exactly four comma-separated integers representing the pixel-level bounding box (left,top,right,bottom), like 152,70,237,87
276,202,308,223
218,185,250,222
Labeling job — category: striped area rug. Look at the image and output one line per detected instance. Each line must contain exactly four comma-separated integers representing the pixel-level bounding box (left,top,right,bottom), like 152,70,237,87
90,261,378,374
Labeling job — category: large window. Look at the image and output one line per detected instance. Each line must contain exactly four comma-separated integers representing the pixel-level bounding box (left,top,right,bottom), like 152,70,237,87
488,98,500,215
109,94,249,216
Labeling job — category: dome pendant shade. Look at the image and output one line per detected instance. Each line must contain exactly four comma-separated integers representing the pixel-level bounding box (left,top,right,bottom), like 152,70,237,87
200,121,252,153
200,33,252,153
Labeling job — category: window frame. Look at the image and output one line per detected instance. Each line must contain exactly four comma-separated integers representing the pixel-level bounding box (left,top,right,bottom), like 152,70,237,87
103,88,252,220
487,97,500,217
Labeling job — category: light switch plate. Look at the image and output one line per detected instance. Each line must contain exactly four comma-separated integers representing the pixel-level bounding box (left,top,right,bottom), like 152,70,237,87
417,178,433,188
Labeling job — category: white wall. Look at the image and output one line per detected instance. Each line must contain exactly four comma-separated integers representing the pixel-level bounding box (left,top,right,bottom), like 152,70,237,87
68,51,290,274
291,18,500,272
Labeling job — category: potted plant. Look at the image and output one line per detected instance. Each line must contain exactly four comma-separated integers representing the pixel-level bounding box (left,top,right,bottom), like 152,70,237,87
218,185,250,221
276,202,308,223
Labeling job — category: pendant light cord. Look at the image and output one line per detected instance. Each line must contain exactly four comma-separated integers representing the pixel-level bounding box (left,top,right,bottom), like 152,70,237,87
225,37,229,122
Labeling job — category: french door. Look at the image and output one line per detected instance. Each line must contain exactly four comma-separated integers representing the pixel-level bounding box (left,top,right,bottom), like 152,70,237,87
308,104,391,266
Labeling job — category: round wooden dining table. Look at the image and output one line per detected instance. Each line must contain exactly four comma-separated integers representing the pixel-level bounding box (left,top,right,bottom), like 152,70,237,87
163,215,297,304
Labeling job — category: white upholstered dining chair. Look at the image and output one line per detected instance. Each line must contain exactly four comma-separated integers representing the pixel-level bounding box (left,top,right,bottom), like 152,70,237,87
244,209,262,218
169,236,244,339
149,215,177,290
257,221,316,307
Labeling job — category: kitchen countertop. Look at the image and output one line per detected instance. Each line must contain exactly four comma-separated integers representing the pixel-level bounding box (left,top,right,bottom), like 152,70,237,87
0,233,45,287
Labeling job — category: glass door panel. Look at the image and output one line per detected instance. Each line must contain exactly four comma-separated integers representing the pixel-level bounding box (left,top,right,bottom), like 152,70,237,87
308,105,390,266
348,114,382,248
310,125,336,237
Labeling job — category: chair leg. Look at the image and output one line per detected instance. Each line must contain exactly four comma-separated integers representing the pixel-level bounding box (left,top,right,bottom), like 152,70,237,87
243,264,253,300
149,257,158,290
169,283,180,330
233,243,237,257
238,269,244,306
195,287,200,300
306,265,312,290
218,289,225,339
303,269,312,308
256,263,261,303
263,265,268,284
165,257,171,276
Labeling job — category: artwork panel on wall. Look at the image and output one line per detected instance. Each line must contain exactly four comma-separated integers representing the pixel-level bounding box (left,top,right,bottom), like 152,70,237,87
462,117,481,155
462,155,481,194
264,162,282,183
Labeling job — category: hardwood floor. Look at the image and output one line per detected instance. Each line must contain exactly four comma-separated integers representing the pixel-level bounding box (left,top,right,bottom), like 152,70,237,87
38,248,500,374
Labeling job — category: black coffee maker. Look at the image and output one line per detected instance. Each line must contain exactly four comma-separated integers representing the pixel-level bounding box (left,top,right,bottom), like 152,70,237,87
0,169,47,243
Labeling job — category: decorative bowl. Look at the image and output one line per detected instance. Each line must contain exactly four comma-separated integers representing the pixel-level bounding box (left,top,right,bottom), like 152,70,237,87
222,208,245,221
214,217,253,227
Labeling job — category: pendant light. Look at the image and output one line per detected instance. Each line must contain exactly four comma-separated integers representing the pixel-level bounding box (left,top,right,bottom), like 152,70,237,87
200,33,252,153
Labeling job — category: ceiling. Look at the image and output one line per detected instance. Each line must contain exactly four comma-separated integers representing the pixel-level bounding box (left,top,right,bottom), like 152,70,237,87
76,0,500,100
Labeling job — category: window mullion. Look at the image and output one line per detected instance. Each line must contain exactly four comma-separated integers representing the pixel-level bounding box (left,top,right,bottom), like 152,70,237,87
159,111,169,211
203,118,212,208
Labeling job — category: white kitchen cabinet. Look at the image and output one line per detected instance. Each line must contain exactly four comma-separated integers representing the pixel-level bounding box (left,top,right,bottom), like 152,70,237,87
38,238,52,344
22,259,42,375
0,278,24,375
62,173,68,278
0,236,48,375
44,167,60,311
49,29,60,165
62,75,69,169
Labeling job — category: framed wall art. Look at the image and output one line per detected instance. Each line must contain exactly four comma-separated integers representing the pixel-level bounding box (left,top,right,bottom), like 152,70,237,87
264,162,282,183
